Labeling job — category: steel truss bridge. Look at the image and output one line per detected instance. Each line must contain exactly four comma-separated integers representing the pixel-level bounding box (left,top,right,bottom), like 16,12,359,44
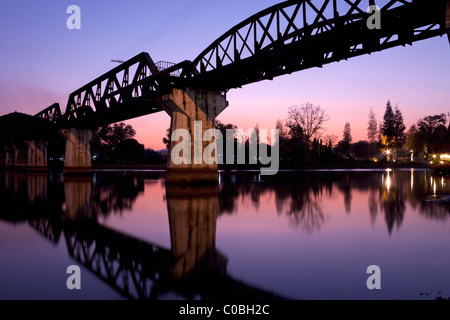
32,0,449,128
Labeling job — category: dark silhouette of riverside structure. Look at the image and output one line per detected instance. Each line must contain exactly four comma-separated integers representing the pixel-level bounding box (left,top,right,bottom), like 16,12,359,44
1,0,449,182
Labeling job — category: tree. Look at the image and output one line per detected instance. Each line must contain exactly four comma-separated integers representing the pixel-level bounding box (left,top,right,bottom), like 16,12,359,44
286,102,330,142
215,120,237,137
107,123,136,149
92,122,135,148
91,122,137,161
352,141,370,160
417,113,447,156
342,122,352,157
162,128,171,149
393,106,406,153
114,138,145,162
377,121,383,143
276,119,288,141
406,125,423,158
276,119,289,163
367,107,378,142
324,134,338,148
381,101,396,149
367,107,378,158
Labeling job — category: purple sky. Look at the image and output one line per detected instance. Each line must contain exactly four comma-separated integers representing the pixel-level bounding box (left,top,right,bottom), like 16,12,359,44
0,0,449,150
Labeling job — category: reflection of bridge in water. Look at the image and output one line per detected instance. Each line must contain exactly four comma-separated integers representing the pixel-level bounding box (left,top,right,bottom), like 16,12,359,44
2,170,450,299
0,172,284,300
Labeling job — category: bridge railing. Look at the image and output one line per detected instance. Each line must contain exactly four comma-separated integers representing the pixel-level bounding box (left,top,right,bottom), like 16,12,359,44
155,61,182,77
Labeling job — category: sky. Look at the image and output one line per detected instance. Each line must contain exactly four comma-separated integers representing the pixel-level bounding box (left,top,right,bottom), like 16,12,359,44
0,0,449,150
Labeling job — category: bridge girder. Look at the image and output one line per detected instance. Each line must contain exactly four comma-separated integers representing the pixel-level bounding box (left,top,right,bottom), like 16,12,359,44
185,0,450,92
31,0,449,128
43,53,193,128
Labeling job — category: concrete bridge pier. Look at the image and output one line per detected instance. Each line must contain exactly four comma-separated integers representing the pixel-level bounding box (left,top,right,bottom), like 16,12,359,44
60,128,93,175
13,144,27,170
159,88,228,184
26,140,48,171
4,147,14,168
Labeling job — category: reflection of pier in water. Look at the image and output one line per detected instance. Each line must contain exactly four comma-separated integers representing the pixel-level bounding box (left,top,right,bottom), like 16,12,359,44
0,171,283,300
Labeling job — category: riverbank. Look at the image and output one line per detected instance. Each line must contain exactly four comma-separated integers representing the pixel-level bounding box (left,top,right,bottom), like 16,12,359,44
2,160,430,173
88,161,430,171
92,164,166,170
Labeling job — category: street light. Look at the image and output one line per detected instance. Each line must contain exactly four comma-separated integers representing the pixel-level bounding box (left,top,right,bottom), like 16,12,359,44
386,149,391,162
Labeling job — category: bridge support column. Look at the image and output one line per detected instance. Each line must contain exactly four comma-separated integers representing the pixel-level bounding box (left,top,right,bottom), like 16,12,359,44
61,128,93,175
159,88,228,184
13,144,27,170
4,147,15,168
26,140,48,171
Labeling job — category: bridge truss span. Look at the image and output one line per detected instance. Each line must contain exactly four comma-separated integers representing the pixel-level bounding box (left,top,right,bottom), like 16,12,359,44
185,0,450,92
29,0,450,128
50,53,192,127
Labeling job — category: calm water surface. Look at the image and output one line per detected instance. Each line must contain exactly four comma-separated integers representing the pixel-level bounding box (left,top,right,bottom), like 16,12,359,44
0,169,449,300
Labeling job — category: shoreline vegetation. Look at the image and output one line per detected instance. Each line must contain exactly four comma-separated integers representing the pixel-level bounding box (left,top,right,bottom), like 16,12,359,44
84,102,448,175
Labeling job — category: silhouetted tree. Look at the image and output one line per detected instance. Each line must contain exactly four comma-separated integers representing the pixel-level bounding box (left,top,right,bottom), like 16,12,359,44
276,119,289,163
417,113,447,157
381,101,396,149
91,122,137,161
406,125,423,159
215,120,238,164
367,107,378,158
341,122,353,157
162,128,171,149
393,106,406,154
286,121,307,164
324,134,338,149
114,139,145,162
286,102,330,142
215,120,237,137
352,141,370,160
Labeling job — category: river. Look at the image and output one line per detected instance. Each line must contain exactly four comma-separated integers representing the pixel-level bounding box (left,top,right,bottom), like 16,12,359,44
0,169,449,300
